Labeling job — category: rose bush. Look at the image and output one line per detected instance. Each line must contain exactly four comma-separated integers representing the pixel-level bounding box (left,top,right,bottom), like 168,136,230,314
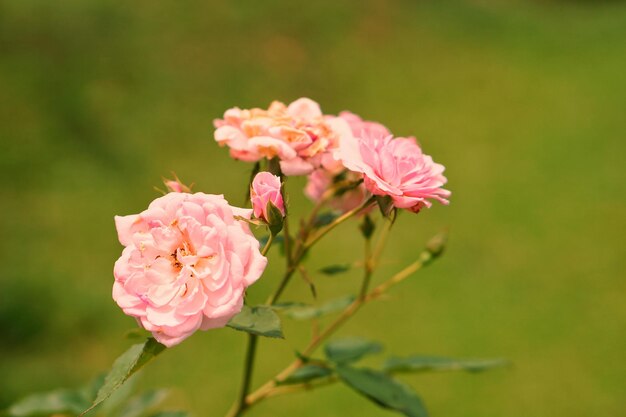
55,98,504,417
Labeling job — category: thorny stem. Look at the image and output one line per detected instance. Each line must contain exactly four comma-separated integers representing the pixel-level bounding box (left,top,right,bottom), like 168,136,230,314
266,196,376,306
244,241,441,408
228,187,411,416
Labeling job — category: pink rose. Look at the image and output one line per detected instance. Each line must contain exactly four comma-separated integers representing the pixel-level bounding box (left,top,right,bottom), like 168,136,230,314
213,98,353,176
113,192,267,347
339,111,391,139
250,172,285,222
340,132,450,212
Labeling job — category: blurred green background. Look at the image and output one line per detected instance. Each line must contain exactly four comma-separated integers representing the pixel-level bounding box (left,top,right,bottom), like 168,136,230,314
1,0,624,416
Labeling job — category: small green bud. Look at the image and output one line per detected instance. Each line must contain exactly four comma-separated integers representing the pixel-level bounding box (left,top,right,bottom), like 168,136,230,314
359,214,376,239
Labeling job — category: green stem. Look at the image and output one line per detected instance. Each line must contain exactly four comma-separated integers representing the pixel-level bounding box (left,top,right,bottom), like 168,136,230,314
280,178,294,266
261,233,274,257
245,236,441,407
228,194,375,417
226,334,257,417
265,266,297,305
360,236,373,300
304,196,376,249
282,215,293,264
372,217,393,266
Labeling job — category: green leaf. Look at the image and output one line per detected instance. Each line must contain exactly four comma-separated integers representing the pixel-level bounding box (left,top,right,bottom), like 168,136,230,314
227,305,284,338
318,264,351,275
8,389,90,417
97,373,138,416
286,295,355,320
376,195,395,219
118,389,169,417
81,338,166,416
9,375,108,417
325,338,383,364
384,356,509,374
270,301,309,311
79,374,105,404
337,366,428,417
278,364,333,385
266,201,284,235
125,328,152,342
313,211,340,228
294,350,310,363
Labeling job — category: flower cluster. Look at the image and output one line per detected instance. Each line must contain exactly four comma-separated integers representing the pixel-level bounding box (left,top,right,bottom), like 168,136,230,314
215,97,450,213
214,98,351,176
113,97,450,347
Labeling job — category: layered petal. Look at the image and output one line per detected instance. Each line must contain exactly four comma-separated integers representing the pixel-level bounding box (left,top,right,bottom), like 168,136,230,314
112,192,267,347
339,132,450,213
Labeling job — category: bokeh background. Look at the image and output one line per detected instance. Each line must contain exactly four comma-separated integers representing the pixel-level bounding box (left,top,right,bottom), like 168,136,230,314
1,0,624,416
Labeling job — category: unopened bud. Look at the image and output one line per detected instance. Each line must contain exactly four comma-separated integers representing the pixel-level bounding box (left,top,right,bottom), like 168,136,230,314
163,175,192,193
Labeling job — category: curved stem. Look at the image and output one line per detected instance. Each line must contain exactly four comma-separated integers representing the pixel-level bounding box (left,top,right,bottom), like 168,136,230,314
227,194,377,416
304,196,376,249
266,197,375,306
245,241,437,407
261,233,274,257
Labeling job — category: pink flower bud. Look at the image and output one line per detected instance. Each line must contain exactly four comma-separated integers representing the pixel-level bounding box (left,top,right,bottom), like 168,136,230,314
164,180,184,193
251,172,285,223
163,176,192,193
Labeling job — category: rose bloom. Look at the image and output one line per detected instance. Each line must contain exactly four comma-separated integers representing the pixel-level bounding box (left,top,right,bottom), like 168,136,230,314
250,172,285,222
339,111,391,139
303,111,391,213
340,132,450,212
113,192,267,347
214,98,352,176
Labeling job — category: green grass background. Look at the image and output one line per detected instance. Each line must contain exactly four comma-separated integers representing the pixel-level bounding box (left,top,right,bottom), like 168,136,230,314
1,0,624,416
